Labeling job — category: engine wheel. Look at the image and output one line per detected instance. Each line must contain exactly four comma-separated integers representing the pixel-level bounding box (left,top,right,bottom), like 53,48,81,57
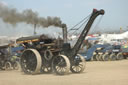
102,53,109,61
20,49,42,74
70,54,86,73
109,53,116,61
52,55,70,75
5,61,12,70
116,53,124,60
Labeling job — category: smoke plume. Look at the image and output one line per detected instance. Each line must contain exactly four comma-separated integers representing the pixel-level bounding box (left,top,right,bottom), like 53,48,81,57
0,2,65,28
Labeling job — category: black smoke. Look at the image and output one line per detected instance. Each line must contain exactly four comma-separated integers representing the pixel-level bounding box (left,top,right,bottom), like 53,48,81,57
0,2,65,28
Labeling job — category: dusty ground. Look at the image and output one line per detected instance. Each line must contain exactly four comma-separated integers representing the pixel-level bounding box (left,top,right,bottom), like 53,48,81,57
0,60,128,85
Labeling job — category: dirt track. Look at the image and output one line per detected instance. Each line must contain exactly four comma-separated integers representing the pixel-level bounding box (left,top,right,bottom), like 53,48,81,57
0,60,128,85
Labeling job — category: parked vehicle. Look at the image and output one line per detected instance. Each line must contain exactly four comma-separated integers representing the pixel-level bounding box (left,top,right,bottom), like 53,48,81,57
79,44,124,61
95,45,123,61
121,45,128,59
0,44,21,70
79,44,110,61
0,44,12,70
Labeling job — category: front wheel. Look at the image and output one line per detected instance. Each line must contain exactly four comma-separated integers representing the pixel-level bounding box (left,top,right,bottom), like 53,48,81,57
4,61,12,70
52,55,70,75
70,54,86,73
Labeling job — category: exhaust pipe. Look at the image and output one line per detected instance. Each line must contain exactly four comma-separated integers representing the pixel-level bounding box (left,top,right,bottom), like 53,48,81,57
62,24,67,43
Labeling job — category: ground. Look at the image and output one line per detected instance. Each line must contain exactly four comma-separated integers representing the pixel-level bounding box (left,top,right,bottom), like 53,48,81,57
0,60,128,85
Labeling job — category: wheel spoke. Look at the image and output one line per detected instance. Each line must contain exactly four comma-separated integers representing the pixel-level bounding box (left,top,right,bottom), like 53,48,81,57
78,65,83,69
40,66,52,73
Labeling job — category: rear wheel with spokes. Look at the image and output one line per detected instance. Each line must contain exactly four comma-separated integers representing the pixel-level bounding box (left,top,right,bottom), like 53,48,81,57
20,49,42,74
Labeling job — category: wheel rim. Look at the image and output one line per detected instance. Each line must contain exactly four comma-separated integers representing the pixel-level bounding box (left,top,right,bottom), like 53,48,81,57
70,54,86,73
99,54,103,61
5,62,12,70
13,62,19,70
20,49,42,74
103,54,109,61
52,55,70,75
117,53,123,60
92,55,97,61
96,55,100,61
110,54,116,61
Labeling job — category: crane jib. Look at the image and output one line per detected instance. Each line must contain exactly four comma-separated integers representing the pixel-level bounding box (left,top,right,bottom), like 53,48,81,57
67,9,105,58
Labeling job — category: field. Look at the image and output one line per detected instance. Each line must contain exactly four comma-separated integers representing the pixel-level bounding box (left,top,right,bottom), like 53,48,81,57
0,60,128,85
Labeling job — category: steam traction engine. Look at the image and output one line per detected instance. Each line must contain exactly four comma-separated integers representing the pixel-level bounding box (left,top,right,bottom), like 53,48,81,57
17,9,105,75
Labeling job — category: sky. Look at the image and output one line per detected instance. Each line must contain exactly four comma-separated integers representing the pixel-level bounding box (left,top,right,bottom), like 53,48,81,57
0,0,128,36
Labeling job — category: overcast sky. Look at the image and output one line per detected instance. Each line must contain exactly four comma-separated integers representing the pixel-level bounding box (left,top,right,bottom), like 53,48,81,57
0,0,128,36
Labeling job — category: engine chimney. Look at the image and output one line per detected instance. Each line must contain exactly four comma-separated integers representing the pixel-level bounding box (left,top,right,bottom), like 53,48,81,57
62,24,67,43
34,24,37,35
